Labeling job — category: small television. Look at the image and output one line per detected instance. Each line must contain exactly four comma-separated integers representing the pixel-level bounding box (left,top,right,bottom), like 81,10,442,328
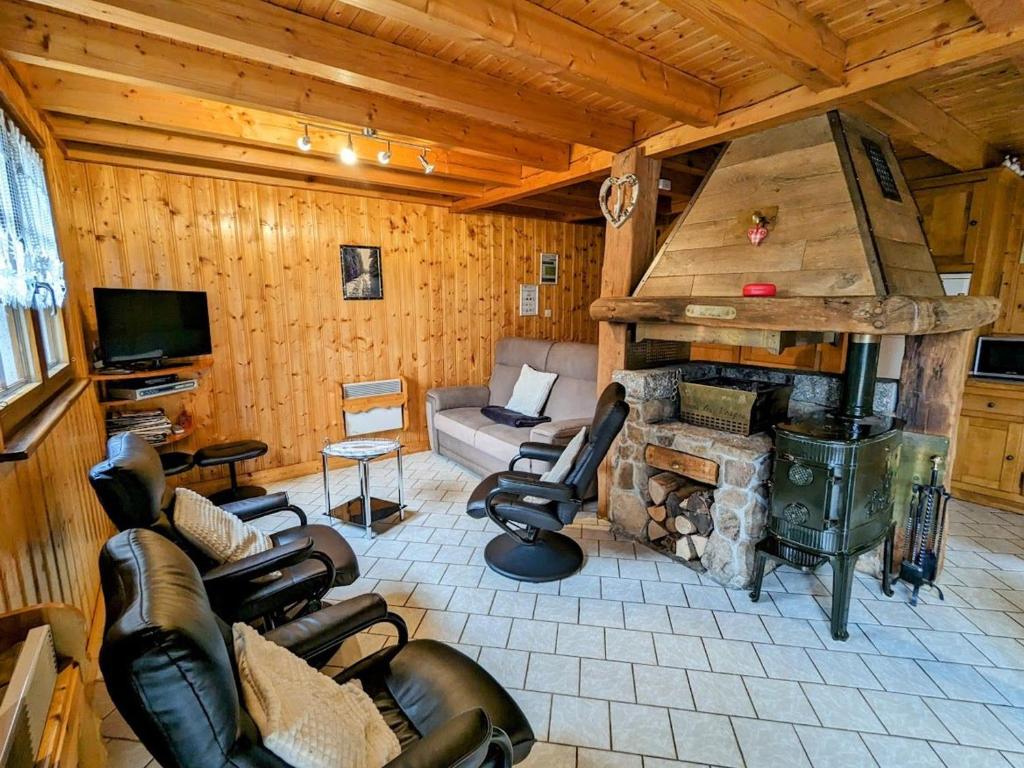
94,287,212,365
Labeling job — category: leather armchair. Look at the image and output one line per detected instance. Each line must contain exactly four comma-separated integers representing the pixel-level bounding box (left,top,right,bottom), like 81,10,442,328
100,529,535,768
89,432,359,625
466,383,629,582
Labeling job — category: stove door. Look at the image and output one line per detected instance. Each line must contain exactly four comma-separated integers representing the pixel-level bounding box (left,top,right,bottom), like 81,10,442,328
770,457,843,552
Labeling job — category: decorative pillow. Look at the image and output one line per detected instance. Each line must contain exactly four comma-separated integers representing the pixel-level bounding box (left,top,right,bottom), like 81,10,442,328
505,364,558,417
524,425,588,505
173,488,279,580
234,622,401,768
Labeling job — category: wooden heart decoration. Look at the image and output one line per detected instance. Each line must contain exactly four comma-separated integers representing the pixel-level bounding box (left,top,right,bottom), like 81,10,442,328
599,174,640,228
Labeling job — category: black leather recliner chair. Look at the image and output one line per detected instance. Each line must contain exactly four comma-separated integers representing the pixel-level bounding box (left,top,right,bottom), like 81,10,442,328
466,383,629,582
100,529,536,768
89,432,359,625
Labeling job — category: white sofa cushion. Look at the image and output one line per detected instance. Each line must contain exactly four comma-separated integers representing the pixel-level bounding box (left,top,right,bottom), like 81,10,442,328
173,488,279,580
434,407,493,446
233,622,401,768
505,364,558,417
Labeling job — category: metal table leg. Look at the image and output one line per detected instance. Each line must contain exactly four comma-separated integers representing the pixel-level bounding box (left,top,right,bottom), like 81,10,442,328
321,452,330,518
360,459,374,539
397,445,405,521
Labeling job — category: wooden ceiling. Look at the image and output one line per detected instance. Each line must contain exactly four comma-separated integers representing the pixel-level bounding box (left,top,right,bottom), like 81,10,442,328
3,0,1023,219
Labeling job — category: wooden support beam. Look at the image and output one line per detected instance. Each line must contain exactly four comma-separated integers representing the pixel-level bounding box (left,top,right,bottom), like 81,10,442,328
340,0,720,126
29,0,634,151
21,65,523,186
50,116,486,196
660,0,845,90
451,150,614,213
596,147,661,516
62,143,457,206
964,0,1024,31
850,90,1000,171
0,1,570,170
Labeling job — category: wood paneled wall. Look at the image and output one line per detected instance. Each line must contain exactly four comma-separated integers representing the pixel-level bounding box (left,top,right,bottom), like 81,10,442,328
65,164,605,481
0,63,112,622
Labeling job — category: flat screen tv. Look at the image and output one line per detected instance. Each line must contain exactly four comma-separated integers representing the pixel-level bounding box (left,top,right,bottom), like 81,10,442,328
94,287,212,365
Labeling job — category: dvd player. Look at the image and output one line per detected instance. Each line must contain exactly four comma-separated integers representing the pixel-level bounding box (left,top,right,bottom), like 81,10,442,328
107,378,198,401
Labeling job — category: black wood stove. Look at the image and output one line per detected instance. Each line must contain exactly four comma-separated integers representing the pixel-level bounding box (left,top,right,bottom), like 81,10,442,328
750,334,899,640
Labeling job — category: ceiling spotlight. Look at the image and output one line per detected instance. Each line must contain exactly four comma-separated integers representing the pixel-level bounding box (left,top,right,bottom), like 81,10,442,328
362,127,378,138
340,134,358,165
296,125,312,152
377,141,392,165
418,149,435,174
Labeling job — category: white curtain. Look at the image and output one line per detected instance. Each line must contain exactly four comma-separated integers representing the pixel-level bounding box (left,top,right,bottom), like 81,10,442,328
0,108,66,309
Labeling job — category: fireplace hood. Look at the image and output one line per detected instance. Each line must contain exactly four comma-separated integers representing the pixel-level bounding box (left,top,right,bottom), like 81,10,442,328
591,110,999,348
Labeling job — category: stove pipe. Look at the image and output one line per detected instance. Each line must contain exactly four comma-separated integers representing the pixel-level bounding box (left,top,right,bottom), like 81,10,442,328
841,334,881,419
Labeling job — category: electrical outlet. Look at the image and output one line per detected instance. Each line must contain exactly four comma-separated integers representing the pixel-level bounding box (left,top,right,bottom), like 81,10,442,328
544,308,552,318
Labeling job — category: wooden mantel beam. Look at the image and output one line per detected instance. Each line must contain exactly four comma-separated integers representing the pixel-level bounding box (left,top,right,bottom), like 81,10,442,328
339,0,720,126
0,1,570,171
28,0,633,152
589,295,1001,336
660,0,846,90
964,0,1024,32
21,66,523,186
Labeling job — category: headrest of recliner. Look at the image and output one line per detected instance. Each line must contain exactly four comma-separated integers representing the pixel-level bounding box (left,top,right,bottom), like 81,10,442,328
100,529,243,768
89,432,169,531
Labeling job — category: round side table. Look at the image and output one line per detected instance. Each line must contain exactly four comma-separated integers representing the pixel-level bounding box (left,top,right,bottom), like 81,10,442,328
322,438,405,538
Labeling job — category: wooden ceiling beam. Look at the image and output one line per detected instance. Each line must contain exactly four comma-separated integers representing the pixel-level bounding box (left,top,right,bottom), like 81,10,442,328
49,116,488,196
338,0,719,126
453,11,1024,210
850,90,1000,171
0,1,570,170
659,0,846,90
963,0,1024,32
20,66,523,186
29,0,633,152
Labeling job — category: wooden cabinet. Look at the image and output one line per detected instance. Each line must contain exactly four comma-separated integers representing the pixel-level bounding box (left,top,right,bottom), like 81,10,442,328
690,336,847,373
914,181,984,272
952,380,1024,513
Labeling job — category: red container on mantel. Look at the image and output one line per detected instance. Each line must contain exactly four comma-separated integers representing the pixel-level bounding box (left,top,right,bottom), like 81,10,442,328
742,283,777,297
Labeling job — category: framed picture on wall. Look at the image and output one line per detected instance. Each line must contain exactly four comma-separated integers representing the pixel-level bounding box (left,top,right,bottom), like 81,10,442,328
341,244,383,300
540,252,559,284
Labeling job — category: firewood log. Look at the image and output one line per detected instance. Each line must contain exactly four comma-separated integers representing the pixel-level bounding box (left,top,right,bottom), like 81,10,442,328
649,472,683,505
664,516,676,533
675,536,698,561
691,535,708,558
648,505,667,523
648,521,671,541
674,516,697,536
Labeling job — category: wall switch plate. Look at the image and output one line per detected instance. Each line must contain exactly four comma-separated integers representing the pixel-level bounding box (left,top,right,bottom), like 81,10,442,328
519,284,538,316
544,308,552,318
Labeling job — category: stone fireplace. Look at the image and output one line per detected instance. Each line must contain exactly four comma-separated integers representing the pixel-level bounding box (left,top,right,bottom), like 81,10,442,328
609,363,898,588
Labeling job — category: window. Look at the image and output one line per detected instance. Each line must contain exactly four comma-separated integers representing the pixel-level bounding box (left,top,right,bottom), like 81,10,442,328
0,103,70,437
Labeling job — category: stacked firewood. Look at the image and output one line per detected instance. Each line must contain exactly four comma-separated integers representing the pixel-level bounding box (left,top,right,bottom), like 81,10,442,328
646,472,714,561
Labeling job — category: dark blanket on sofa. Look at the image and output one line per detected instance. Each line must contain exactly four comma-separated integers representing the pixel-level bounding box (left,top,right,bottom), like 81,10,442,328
481,405,551,428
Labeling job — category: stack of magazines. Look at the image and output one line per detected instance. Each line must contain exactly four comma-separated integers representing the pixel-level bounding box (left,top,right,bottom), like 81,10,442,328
105,409,178,445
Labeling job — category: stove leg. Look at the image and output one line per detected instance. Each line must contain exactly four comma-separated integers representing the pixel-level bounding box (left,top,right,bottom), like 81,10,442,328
830,555,857,641
882,523,895,598
749,550,767,602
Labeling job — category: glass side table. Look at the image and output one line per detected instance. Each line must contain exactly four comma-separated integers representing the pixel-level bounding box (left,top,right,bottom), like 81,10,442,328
321,438,405,538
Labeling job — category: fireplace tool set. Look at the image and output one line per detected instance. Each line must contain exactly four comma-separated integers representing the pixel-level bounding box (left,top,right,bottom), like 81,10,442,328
897,455,949,606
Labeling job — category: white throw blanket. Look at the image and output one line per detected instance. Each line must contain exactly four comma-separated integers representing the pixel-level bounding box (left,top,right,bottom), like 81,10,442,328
234,623,401,768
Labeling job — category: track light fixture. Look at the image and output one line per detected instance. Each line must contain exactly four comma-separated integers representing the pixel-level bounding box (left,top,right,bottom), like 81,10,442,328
377,141,392,165
418,149,435,174
296,125,312,152
340,134,358,165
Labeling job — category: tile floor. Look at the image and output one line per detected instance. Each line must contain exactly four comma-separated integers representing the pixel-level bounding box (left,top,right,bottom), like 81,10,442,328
99,451,1024,768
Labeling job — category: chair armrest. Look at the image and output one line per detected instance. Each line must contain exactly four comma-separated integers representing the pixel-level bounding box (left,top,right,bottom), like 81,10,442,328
529,417,590,444
515,442,566,464
426,385,490,412
496,472,574,502
263,593,408,660
220,492,307,526
202,537,313,591
383,709,496,768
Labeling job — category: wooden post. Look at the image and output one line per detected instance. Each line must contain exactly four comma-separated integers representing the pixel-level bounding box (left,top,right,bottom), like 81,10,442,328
596,147,661,516
896,329,976,572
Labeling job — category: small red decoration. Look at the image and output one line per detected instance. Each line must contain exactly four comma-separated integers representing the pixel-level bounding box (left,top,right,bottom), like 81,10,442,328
747,213,770,246
743,283,777,297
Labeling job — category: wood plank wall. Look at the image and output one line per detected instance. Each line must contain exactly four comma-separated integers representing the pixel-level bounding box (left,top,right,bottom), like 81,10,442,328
65,164,605,483
0,64,112,621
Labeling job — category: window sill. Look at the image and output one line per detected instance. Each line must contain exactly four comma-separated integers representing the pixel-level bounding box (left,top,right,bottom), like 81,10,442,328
0,378,89,462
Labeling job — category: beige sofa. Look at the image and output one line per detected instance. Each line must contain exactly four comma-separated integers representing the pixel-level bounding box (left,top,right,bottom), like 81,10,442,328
426,337,598,477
